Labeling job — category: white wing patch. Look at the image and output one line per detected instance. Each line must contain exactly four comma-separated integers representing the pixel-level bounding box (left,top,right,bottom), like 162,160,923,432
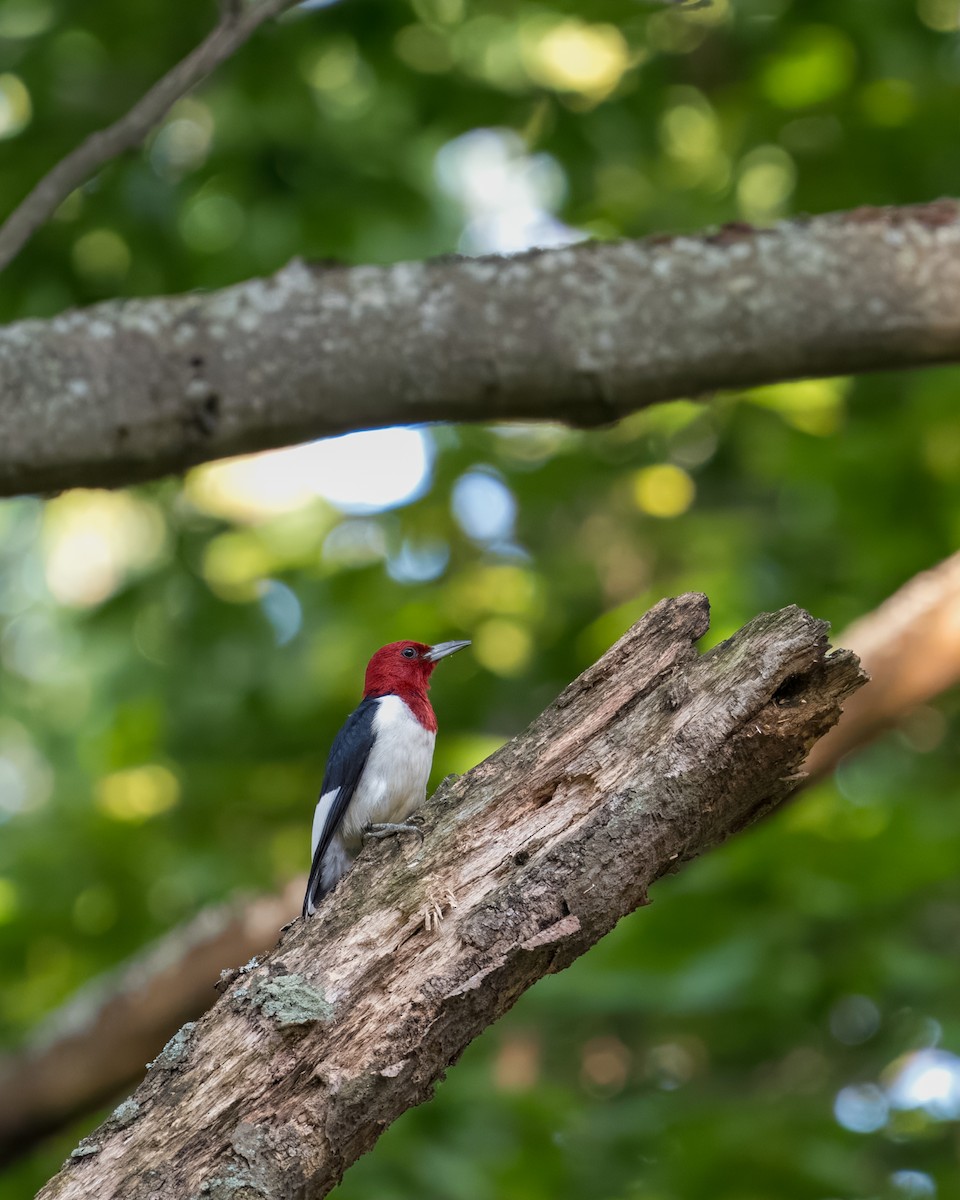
312,787,340,859
305,830,352,916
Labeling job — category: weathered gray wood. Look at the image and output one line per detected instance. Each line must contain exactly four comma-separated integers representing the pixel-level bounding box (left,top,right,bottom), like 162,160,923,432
3,201,960,497
36,595,864,1200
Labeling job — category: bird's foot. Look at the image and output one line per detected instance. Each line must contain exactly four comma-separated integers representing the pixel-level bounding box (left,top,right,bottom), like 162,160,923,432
363,822,423,845
423,891,458,934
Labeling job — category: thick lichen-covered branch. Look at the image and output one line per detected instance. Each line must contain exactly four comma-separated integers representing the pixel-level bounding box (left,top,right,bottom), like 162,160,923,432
34,596,864,1200
2,201,960,497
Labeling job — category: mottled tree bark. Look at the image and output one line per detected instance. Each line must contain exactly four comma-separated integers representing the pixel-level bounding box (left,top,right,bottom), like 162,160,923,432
34,596,863,1200
2,200,960,498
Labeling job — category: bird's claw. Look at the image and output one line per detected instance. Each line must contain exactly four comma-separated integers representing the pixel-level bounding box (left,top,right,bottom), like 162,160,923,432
363,822,423,845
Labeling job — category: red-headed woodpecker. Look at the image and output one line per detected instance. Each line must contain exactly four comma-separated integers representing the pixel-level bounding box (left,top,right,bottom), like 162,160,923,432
303,638,470,917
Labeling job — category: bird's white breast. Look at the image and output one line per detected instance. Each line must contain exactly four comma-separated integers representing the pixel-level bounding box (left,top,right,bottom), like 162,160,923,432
338,695,435,850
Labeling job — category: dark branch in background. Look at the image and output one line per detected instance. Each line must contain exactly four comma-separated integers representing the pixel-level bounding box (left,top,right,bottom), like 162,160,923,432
31,597,863,1199
1,200,960,498
5,553,959,1164
0,0,301,273
0,881,304,1167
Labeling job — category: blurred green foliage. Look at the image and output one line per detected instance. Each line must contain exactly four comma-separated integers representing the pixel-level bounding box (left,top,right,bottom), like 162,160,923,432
1,0,960,1196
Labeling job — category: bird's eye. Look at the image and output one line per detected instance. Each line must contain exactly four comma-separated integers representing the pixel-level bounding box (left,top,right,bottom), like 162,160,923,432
401,647,417,659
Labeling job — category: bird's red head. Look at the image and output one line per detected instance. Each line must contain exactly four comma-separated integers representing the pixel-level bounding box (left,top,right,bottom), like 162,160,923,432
363,640,470,699
364,641,433,699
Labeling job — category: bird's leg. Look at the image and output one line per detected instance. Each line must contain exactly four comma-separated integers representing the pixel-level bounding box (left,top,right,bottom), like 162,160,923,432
363,822,424,844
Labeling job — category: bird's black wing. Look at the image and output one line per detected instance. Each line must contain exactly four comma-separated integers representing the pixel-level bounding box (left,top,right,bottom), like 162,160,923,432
302,696,379,916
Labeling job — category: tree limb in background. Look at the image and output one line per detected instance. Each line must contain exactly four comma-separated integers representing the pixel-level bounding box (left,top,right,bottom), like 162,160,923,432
4,549,958,1165
2,200,960,498
0,880,304,1167
805,549,960,780
0,0,708,277
30,597,863,1199
0,0,301,273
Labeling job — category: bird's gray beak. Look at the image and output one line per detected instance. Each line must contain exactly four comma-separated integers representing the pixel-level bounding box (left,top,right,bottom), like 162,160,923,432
425,640,471,662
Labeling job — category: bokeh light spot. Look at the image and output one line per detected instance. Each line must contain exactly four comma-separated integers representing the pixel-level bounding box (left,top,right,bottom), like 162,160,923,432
737,145,796,221
646,9,709,55
859,78,916,127
0,877,18,924
203,531,273,601
394,25,454,73
179,191,245,253
44,490,168,608
0,756,26,819
151,99,215,177
633,464,695,518
96,765,181,823
762,26,856,109
0,72,31,137
0,1,54,38
323,519,388,568
493,1032,540,1092
829,994,881,1045
645,1040,700,1090
445,564,541,625
300,36,375,116
581,1036,631,1093
472,618,532,677
311,428,431,511
258,579,303,645
413,0,464,24
71,228,130,283
834,1082,888,1132
891,1170,937,1198
523,19,630,101
0,613,61,682
886,1049,960,1120
452,470,517,543
387,539,450,583
73,884,118,935
917,0,960,32
190,429,431,521
435,127,583,254
660,94,725,185
301,36,359,91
